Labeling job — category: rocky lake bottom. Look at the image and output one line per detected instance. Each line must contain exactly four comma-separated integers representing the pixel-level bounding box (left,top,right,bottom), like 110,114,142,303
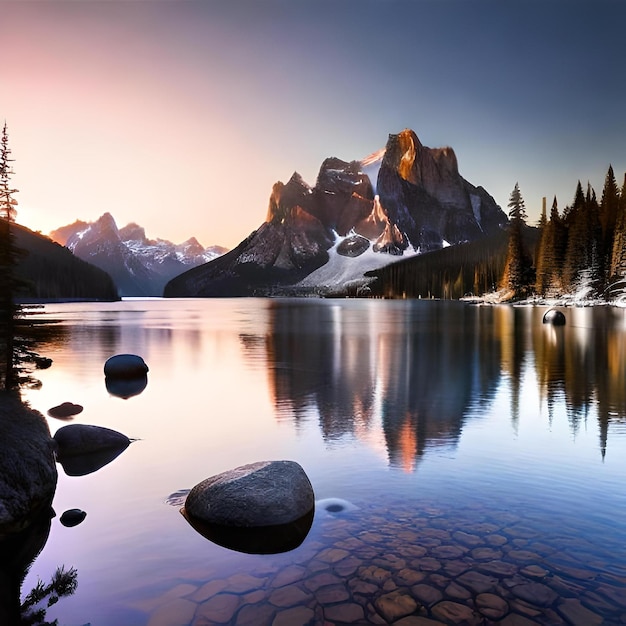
133,496,626,626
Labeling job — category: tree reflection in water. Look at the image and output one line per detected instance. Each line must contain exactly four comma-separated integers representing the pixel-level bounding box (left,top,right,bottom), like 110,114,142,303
242,300,626,467
0,505,77,626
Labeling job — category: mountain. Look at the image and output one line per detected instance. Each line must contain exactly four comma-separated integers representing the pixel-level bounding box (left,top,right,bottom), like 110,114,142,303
12,223,119,301
164,129,507,297
50,214,227,297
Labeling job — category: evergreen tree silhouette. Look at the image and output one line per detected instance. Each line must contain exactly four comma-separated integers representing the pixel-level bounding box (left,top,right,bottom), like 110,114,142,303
610,173,626,282
0,123,31,390
501,183,533,298
535,196,566,296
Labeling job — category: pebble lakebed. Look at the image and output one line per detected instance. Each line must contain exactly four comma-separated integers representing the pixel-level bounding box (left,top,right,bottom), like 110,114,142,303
134,498,626,626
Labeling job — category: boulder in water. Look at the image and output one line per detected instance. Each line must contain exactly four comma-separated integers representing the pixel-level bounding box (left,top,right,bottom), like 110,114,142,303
104,354,149,379
53,424,131,457
183,460,314,528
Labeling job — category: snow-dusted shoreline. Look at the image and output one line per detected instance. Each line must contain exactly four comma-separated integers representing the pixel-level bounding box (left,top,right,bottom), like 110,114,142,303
461,289,626,308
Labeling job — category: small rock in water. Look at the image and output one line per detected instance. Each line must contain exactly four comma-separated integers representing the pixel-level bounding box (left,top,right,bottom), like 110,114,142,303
60,508,87,527
542,308,566,325
48,402,83,419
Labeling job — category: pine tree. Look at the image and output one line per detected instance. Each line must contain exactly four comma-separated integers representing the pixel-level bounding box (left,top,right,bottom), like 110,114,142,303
563,180,584,225
599,165,620,281
610,173,626,281
535,196,566,296
563,181,603,294
501,183,533,299
0,123,25,390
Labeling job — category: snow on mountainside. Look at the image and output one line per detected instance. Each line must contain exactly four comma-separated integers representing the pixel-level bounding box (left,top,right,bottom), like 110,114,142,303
296,232,420,294
50,213,227,297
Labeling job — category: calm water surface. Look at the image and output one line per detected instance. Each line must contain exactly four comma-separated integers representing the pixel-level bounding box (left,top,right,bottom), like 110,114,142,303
18,299,626,625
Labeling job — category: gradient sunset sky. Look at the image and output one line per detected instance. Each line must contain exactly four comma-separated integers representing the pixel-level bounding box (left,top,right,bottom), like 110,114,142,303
3,0,625,249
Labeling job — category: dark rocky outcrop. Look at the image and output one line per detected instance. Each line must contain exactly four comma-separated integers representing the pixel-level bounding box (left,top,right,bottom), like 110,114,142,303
0,394,57,535
337,235,370,258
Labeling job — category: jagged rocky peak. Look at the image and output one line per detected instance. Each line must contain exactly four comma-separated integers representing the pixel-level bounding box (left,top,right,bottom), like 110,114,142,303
119,222,147,243
376,128,506,251
266,172,312,223
383,128,459,188
95,212,120,237
49,219,90,246
177,236,205,256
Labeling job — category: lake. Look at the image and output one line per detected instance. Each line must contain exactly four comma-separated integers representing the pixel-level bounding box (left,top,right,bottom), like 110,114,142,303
17,298,626,625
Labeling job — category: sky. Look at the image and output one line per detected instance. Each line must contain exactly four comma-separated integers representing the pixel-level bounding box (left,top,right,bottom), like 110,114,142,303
3,0,626,250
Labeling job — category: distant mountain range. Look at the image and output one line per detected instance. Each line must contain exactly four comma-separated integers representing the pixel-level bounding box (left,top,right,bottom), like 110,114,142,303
164,129,508,297
50,213,227,297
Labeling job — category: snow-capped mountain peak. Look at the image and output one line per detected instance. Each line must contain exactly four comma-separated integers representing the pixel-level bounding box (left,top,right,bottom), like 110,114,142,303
49,214,227,297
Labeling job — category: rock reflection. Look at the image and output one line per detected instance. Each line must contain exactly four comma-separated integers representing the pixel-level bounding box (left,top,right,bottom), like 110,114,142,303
105,373,148,399
57,446,129,476
182,508,314,555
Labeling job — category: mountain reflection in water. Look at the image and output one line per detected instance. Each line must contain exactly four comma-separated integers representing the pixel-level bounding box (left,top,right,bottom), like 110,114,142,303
243,301,626,466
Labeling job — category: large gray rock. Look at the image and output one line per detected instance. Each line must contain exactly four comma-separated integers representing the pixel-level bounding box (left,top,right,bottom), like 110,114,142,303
184,460,314,528
53,424,131,457
104,354,149,379
0,394,57,534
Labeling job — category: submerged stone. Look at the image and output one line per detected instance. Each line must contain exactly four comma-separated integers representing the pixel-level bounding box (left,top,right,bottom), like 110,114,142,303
315,497,358,515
